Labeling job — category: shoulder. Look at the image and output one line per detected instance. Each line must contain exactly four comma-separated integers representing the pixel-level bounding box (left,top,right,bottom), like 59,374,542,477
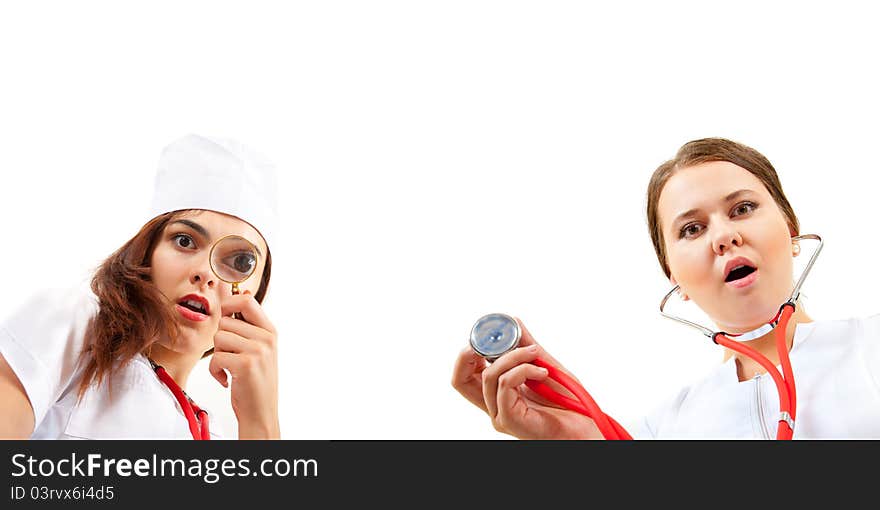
845,312,880,358
57,355,225,439
1,278,99,355
0,279,98,360
797,314,880,347
635,380,697,439
0,279,100,431
857,312,880,334
636,358,733,439
2,280,98,335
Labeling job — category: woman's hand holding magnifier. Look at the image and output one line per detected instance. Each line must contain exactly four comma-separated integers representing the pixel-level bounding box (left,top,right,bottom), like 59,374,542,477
209,290,280,439
452,317,605,440
205,234,280,439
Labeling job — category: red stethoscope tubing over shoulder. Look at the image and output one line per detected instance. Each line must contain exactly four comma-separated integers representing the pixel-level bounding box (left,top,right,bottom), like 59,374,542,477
712,303,797,440
519,301,798,441
522,308,797,440
152,363,211,440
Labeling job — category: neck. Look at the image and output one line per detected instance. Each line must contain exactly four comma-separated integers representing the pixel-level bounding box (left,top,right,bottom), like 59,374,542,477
721,303,812,381
146,343,202,390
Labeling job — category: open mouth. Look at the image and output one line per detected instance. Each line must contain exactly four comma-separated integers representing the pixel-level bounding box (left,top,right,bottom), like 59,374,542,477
178,295,210,316
725,264,757,283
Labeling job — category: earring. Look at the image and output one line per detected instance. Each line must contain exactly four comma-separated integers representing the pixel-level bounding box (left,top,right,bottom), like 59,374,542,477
792,243,801,256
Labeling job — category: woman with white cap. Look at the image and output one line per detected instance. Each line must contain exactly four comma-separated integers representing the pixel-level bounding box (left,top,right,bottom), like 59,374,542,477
0,134,281,439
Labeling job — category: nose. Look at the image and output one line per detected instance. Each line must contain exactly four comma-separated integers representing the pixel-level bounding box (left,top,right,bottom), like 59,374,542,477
190,259,216,288
711,218,743,255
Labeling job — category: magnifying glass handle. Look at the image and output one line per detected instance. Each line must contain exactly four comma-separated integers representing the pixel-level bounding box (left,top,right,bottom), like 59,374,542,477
231,285,243,321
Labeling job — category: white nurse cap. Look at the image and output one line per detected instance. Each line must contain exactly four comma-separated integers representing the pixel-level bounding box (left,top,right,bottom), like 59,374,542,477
149,134,279,251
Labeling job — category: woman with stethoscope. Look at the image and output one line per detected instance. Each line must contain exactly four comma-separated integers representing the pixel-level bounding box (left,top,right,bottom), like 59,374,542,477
452,137,880,439
0,134,281,439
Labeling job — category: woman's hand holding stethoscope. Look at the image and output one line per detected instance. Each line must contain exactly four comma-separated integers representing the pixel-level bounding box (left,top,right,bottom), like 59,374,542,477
452,317,606,440
209,290,280,439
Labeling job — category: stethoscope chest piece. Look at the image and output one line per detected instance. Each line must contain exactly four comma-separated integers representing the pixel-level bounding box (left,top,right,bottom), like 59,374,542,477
469,313,521,361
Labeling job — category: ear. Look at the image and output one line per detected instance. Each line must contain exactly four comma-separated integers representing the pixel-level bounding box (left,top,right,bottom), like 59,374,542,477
670,276,690,301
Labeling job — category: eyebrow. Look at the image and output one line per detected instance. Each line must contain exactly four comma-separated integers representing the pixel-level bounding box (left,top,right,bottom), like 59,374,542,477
670,189,757,228
169,219,263,257
171,219,210,239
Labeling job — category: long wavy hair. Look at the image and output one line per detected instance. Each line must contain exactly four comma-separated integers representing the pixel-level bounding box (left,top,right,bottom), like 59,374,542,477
78,209,272,397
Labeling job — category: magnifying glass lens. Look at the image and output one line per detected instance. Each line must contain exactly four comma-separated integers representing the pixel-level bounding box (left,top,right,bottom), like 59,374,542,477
230,252,256,275
470,313,521,360
209,236,259,285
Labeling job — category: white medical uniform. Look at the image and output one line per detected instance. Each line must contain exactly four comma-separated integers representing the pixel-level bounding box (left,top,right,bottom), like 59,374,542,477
634,314,880,439
0,282,224,439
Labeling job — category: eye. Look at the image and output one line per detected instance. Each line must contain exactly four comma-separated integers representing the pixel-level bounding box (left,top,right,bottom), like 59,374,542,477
679,222,704,239
172,233,197,250
221,251,257,277
731,201,757,217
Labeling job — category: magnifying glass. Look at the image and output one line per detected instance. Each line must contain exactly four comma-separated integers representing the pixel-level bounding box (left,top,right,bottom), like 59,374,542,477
209,235,259,320
470,313,632,440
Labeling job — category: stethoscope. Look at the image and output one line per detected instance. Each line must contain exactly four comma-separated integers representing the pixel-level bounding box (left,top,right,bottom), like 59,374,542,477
150,358,211,440
470,313,632,440
659,233,823,440
149,234,261,440
470,234,822,440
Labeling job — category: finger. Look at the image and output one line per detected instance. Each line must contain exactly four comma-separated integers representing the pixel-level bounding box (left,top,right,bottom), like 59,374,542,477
209,352,242,388
516,317,557,364
515,317,538,347
521,373,577,406
452,346,486,380
451,346,488,412
213,329,251,354
451,346,483,387
515,317,561,365
220,292,275,333
495,363,550,422
481,345,540,418
514,317,577,382
219,316,275,346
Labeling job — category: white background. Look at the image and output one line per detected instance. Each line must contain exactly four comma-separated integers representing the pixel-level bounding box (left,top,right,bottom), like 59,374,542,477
1,1,878,439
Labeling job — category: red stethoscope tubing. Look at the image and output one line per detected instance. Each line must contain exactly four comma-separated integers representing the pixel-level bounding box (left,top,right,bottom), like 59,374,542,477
154,365,211,440
525,357,632,440
712,303,797,440
520,302,797,441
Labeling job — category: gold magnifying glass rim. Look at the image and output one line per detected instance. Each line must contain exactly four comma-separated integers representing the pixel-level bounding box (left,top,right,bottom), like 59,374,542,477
208,234,260,285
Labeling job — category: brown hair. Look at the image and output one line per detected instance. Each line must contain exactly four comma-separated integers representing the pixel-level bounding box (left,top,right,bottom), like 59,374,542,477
78,210,272,397
646,137,800,278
